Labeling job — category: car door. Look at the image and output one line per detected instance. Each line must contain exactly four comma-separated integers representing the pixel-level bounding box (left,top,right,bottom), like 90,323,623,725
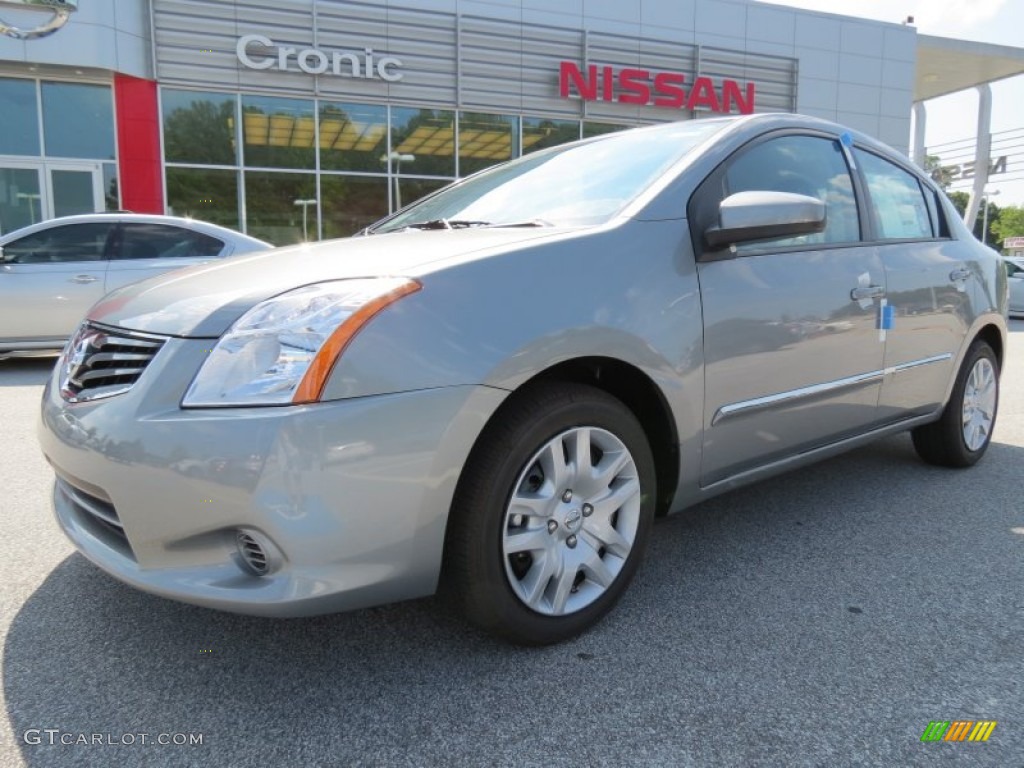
0,221,115,343
104,222,227,294
852,149,971,419
691,133,888,486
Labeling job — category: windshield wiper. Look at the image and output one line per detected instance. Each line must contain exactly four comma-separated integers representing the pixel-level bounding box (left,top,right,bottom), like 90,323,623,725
404,219,491,230
365,217,554,235
490,218,553,228
404,218,553,231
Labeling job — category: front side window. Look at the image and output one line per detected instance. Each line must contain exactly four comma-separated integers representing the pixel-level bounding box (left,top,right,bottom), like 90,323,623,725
2,223,114,264
853,149,933,240
725,135,860,247
114,224,223,260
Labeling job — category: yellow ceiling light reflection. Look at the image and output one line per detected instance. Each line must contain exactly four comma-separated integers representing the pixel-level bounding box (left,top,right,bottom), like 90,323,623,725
460,130,513,159
243,113,269,144
521,133,547,151
292,116,315,148
242,110,386,151
240,112,548,159
396,125,455,157
320,118,386,152
268,114,293,146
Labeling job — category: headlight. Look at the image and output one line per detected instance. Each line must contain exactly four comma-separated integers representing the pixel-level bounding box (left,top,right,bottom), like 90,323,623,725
182,277,420,407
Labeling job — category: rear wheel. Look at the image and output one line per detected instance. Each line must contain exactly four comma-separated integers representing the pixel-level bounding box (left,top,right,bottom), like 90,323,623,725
443,383,656,645
912,340,999,467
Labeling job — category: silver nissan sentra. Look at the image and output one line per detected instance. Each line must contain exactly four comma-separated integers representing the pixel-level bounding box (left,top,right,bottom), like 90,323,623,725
38,114,1008,645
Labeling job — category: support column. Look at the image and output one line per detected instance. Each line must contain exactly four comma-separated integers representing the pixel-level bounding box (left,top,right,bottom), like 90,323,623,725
964,84,991,229
113,74,164,214
912,101,926,168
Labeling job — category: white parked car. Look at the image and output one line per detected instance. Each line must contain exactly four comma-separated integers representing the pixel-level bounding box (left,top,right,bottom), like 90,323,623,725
1005,256,1024,317
1,213,270,354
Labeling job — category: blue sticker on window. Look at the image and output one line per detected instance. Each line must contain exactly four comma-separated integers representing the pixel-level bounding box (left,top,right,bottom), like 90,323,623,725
878,303,895,330
840,131,853,148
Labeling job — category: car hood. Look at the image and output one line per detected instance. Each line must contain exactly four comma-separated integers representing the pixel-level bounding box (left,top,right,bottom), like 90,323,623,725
88,228,570,337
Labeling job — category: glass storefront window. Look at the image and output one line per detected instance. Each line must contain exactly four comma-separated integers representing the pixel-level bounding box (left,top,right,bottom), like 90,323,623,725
393,178,450,214
0,79,39,156
0,167,42,234
163,89,238,166
391,108,456,178
320,102,388,173
582,121,630,138
242,95,316,170
320,175,389,238
244,171,317,245
41,82,114,160
51,169,97,218
165,167,239,230
522,117,580,154
103,163,119,211
458,112,519,176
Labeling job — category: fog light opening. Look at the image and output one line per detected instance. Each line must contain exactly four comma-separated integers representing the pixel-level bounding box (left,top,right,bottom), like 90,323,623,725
235,530,275,576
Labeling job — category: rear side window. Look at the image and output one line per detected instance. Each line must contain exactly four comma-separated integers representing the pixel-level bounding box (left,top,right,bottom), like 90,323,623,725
853,149,934,240
724,135,860,248
113,223,224,260
1,223,115,264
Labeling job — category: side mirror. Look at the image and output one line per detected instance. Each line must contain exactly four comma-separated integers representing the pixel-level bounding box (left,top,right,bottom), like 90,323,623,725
704,191,826,249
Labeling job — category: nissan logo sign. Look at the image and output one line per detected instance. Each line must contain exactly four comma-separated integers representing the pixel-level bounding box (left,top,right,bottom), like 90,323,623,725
0,0,77,40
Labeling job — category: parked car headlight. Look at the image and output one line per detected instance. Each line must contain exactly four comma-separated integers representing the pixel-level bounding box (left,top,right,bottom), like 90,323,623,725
182,278,420,407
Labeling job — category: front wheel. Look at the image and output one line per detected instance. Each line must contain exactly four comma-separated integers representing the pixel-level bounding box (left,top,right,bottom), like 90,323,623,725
912,340,999,467
443,383,656,645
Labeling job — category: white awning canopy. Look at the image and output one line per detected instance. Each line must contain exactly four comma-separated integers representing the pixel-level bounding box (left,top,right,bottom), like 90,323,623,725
916,35,1024,101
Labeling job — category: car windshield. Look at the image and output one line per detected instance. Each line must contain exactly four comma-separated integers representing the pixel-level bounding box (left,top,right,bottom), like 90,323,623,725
369,120,731,234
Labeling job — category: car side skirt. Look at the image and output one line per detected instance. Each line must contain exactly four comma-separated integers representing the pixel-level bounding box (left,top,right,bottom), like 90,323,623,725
672,411,941,512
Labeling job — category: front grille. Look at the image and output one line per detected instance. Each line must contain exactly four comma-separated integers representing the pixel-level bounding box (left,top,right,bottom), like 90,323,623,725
60,323,165,403
57,478,135,560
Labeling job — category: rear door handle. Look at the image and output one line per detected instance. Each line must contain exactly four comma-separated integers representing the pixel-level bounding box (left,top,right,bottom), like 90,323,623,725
70,274,99,284
850,285,884,301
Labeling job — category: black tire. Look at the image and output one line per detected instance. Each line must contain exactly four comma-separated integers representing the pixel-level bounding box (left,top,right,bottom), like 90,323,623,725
912,340,999,468
442,382,656,645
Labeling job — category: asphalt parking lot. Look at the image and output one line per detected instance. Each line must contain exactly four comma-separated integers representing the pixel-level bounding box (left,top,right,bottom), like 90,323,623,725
1,321,1022,767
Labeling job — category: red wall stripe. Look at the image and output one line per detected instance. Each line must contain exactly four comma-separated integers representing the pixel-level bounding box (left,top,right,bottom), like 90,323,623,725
114,74,164,214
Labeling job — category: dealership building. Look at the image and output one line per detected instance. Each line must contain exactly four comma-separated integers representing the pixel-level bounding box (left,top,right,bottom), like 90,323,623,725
1,0,1023,244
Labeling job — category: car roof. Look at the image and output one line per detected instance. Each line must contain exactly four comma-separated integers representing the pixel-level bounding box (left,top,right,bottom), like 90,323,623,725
0,212,272,248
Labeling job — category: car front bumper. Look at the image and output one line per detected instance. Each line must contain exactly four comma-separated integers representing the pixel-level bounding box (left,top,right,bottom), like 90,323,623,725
38,337,506,617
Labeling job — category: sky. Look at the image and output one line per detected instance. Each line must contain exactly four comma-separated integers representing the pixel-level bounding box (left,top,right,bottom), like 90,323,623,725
758,0,1024,208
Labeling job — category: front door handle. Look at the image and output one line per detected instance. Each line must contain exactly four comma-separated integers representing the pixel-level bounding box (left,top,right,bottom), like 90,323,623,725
70,274,98,284
949,267,971,282
850,285,884,302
